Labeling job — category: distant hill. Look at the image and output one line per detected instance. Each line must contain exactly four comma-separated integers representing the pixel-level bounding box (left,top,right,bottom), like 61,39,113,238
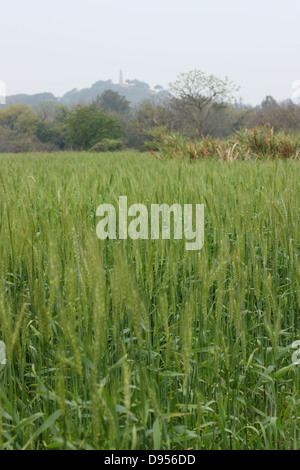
4,79,170,108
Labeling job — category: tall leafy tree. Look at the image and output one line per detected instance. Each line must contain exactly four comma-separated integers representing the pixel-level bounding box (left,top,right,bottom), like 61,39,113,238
0,104,38,134
95,90,130,115
169,70,239,136
67,105,123,149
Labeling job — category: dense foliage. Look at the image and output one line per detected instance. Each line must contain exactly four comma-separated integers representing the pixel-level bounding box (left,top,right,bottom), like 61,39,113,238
1,71,300,153
67,105,123,150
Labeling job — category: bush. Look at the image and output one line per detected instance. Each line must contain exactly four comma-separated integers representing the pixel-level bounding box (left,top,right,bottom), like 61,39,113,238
148,127,300,161
0,128,55,153
90,138,124,152
235,126,300,159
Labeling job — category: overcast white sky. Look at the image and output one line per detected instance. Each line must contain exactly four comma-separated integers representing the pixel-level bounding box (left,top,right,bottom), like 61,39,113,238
0,0,299,104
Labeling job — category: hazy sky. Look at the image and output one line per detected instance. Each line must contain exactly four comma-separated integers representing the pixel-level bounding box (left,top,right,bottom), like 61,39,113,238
1,0,299,104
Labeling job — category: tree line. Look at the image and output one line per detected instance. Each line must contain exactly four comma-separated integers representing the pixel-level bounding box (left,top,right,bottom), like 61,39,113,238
0,70,299,153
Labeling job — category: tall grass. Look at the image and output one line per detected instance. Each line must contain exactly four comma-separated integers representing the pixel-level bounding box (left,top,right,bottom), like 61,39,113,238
0,151,299,450
150,127,300,161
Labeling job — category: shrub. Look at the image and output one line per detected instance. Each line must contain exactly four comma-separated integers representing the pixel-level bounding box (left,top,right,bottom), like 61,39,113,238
149,126,300,161
235,126,300,159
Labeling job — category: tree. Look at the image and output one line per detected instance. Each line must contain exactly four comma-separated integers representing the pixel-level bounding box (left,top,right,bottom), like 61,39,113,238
244,96,300,132
34,103,69,149
261,95,277,109
67,105,123,149
34,101,59,122
124,103,178,149
0,104,43,152
95,90,130,115
169,70,239,136
0,104,38,134
0,104,51,152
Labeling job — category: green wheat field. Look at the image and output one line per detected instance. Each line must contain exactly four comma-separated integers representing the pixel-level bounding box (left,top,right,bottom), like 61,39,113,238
0,151,299,450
